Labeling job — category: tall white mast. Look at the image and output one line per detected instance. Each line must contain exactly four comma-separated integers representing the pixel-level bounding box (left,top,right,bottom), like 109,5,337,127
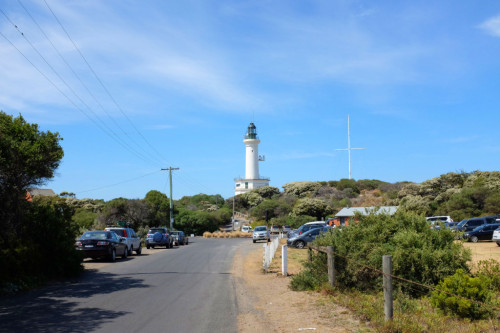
336,115,365,179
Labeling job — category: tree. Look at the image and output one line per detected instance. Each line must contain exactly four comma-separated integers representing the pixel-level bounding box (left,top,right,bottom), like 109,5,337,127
0,111,63,244
144,190,170,227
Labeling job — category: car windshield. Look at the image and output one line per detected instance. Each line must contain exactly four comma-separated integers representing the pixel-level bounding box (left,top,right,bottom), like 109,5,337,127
82,231,109,239
457,220,467,227
109,229,125,237
149,228,166,233
254,226,266,232
472,225,484,232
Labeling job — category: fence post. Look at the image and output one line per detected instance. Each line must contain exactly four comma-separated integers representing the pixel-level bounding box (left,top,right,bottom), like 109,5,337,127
383,255,393,321
282,245,287,276
327,246,335,287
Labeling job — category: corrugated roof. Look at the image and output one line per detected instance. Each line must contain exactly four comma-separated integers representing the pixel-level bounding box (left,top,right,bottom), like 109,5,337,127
335,206,399,217
27,188,56,197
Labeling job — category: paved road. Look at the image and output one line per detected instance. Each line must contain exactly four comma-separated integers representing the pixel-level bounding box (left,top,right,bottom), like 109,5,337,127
0,238,254,333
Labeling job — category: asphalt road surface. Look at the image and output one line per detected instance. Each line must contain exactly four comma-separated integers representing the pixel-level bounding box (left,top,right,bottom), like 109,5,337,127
0,238,253,333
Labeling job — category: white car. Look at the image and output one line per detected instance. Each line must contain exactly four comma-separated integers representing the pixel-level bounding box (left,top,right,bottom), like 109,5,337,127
241,225,252,233
492,226,500,246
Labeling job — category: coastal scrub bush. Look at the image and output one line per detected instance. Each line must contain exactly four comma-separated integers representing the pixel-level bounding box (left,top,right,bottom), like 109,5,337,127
292,211,471,296
431,269,497,319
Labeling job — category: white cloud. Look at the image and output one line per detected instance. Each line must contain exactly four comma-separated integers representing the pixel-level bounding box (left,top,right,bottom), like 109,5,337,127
479,15,500,37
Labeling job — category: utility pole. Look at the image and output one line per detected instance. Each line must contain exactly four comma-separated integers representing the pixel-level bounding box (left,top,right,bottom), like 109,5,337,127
232,195,236,231
336,114,365,179
161,167,179,231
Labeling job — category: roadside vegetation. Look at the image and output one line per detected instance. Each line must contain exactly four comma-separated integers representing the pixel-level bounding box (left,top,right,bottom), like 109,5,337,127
288,211,500,331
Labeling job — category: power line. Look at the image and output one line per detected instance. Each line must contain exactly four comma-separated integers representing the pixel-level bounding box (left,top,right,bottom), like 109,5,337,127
76,169,162,195
16,0,166,168
0,9,157,165
42,0,169,167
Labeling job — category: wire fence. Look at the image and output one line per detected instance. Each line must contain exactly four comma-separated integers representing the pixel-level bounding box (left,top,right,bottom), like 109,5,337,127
306,244,500,319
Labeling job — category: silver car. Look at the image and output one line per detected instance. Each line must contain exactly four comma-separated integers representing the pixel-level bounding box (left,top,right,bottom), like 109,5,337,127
252,226,270,243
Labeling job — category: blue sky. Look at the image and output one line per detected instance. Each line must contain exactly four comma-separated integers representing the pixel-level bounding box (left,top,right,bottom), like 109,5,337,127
1,0,500,201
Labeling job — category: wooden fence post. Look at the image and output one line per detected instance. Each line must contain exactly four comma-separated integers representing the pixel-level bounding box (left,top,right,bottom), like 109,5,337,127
327,246,335,287
282,245,287,276
383,255,393,321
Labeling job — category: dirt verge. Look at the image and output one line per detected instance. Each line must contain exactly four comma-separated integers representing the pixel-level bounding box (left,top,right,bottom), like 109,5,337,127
233,242,372,332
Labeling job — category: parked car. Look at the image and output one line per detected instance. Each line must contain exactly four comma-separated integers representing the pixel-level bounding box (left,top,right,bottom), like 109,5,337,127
426,216,454,223
431,221,458,230
75,230,128,261
463,223,500,243
453,216,498,233
252,226,270,243
241,225,252,233
105,226,142,255
146,227,173,249
492,226,500,246
171,230,188,246
270,225,280,234
282,225,291,234
287,221,326,238
287,227,325,249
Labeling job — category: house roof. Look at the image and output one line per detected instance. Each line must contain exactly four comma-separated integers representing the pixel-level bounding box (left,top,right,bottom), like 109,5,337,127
335,206,399,217
26,188,56,197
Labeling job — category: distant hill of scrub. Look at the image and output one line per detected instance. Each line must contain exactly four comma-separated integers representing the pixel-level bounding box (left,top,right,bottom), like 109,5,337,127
233,171,500,225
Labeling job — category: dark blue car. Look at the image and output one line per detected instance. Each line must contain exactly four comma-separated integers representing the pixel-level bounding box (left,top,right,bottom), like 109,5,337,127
463,223,500,243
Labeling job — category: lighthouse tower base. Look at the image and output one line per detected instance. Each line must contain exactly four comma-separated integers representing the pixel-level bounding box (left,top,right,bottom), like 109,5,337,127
234,178,270,196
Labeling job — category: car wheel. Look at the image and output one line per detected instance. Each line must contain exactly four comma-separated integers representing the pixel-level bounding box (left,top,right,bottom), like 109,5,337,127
109,249,116,262
146,245,150,249
186,239,189,245
295,241,306,249
122,246,128,259
471,236,479,243
152,245,155,249
166,242,169,249
497,242,500,247
129,246,133,256
253,239,256,243
136,245,142,254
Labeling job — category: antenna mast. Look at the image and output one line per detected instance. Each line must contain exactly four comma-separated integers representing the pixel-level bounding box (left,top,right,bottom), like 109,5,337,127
336,115,365,179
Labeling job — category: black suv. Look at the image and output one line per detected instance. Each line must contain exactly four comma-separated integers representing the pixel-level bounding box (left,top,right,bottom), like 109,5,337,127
146,227,173,249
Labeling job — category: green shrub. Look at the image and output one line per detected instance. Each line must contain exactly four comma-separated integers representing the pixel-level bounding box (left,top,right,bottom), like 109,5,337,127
431,269,497,320
475,259,500,292
290,252,328,291
304,211,471,296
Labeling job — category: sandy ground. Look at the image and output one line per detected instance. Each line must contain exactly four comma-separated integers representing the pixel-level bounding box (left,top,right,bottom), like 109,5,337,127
463,241,500,266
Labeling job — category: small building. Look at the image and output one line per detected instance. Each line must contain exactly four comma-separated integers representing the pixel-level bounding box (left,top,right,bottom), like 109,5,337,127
26,188,57,202
332,206,399,226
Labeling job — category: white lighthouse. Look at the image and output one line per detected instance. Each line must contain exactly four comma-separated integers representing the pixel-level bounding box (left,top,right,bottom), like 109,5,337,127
235,122,270,195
